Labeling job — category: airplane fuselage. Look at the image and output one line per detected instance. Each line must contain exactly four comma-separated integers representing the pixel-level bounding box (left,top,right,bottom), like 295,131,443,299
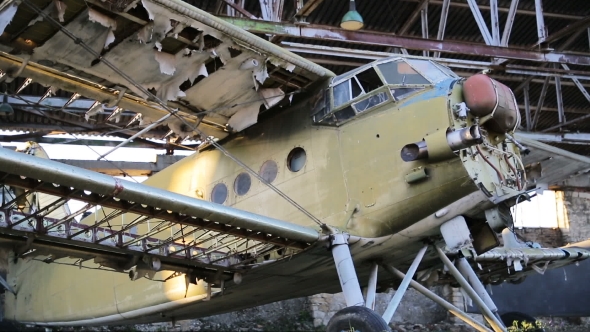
5,57,525,325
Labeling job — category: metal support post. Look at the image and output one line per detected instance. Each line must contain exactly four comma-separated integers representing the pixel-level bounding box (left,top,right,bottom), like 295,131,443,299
435,247,506,332
384,265,492,332
382,245,428,323
330,233,364,307
365,263,378,310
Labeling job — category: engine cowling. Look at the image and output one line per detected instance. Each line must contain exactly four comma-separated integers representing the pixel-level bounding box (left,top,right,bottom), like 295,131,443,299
463,74,519,133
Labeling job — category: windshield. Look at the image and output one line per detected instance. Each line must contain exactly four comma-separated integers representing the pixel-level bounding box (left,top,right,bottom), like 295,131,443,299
378,60,430,85
315,57,455,126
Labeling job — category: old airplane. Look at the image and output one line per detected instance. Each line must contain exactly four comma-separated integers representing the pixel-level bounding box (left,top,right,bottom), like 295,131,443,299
0,0,589,331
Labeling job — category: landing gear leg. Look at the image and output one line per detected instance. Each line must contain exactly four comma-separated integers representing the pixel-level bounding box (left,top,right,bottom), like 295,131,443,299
326,233,391,332
438,216,506,332
436,247,506,332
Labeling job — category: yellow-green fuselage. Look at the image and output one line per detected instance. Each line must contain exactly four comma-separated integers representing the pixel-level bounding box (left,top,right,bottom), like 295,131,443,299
6,74,520,325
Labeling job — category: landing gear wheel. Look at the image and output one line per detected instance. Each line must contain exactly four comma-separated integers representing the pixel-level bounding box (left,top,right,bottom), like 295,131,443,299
500,312,545,332
326,306,391,332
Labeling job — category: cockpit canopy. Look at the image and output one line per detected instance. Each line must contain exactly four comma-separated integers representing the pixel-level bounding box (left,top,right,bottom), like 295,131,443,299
312,57,458,126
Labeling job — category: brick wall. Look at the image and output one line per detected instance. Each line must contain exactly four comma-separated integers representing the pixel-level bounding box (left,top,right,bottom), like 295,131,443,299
513,227,564,247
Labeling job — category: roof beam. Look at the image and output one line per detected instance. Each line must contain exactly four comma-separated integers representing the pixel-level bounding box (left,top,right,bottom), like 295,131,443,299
222,18,590,66
222,0,257,19
524,82,532,131
541,113,590,133
399,0,429,35
534,0,548,45
410,0,583,20
532,76,550,130
282,42,590,82
432,0,450,58
467,0,493,45
562,64,590,103
294,0,324,18
500,0,518,46
517,132,590,145
536,16,590,47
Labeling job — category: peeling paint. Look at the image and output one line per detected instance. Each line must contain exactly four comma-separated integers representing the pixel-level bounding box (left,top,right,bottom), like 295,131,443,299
269,57,295,72
253,62,269,85
54,0,67,22
0,3,18,35
154,51,176,75
190,63,208,82
88,8,117,49
141,0,172,44
214,45,232,65
137,23,153,44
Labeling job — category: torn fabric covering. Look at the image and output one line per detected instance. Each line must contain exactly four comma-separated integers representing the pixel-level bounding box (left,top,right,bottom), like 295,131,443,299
4,0,332,138
259,88,285,109
27,0,67,27
227,102,262,132
154,51,176,75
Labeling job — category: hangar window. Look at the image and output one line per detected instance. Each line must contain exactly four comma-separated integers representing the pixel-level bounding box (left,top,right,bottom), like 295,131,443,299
211,183,228,204
259,160,278,183
287,147,306,172
234,172,251,196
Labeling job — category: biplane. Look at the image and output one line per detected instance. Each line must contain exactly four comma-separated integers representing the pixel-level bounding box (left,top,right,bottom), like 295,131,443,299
0,0,589,331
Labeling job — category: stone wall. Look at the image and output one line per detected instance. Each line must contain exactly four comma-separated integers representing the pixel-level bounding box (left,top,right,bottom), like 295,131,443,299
309,288,448,327
558,191,590,244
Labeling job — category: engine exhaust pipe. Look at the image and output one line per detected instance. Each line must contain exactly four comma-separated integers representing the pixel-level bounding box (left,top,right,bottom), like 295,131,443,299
401,125,483,162
447,125,483,151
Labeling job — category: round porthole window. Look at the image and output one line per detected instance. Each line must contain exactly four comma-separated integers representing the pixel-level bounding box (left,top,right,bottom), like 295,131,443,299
234,172,251,196
287,147,307,172
211,183,228,204
259,160,278,183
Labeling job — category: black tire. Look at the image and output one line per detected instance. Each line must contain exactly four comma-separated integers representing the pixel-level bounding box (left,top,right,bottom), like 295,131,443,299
326,306,391,332
501,312,545,332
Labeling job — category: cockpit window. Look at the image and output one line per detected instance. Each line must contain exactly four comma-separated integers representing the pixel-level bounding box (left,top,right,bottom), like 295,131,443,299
354,91,389,113
333,79,364,108
405,59,449,83
356,68,383,93
378,61,430,85
333,68,382,108
314,56,457,127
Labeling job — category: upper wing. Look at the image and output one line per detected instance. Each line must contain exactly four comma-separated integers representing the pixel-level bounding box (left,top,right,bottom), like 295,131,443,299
0,0,333,137
515,133,590,190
